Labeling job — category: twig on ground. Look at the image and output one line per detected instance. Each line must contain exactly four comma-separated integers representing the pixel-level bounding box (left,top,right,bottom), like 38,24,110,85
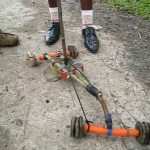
138,32,142,39
23,103,31,139
135,77,150,85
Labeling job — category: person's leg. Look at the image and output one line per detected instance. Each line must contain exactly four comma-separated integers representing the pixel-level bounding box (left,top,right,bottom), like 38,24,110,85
80,0,99,53
48,0,59,22
80,0,93,28
45,0,60,45
48,0,57,8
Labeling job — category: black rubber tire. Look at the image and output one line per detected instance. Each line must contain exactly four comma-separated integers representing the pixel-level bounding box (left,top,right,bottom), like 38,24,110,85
75,117,80,138
68,45,79,59
79,116,84,139
70,116,77,137
135,121,149,145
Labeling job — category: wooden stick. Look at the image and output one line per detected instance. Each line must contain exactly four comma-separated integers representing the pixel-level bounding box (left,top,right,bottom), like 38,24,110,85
57,0,68,61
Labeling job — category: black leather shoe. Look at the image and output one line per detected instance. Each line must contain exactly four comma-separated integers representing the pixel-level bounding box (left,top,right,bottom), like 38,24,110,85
45,22,60,45
82,27,99,53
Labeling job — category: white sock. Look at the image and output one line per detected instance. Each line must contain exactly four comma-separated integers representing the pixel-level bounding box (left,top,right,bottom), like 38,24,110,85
49,7,59,22
82,10,93,29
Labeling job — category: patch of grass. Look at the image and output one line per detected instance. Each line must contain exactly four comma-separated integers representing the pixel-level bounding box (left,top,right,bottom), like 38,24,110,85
105,0,150,19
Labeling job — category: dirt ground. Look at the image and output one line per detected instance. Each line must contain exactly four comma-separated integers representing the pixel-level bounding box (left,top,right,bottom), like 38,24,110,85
0,0,150,150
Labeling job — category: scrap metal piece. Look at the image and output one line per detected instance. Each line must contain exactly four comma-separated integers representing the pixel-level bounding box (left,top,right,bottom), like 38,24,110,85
75,117,80,138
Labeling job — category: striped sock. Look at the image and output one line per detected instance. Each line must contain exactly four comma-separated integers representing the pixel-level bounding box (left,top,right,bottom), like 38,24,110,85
49,7,59,22
82,10,93,29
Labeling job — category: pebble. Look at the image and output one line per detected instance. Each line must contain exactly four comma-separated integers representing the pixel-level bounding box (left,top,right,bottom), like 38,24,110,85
133,26,138,30
16,119,23,127
66,125,70,128
104,14,110,19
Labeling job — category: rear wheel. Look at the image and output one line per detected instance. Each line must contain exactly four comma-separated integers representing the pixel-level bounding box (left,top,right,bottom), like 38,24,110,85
70,116,84,139
26,52,39,67
68,45,79,59
135,121,150,145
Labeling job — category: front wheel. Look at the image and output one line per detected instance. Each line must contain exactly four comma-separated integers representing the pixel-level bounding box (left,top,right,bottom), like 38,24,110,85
26,52,40,67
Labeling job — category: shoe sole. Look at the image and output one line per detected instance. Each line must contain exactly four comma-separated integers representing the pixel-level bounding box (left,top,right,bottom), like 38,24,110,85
45,36,60,45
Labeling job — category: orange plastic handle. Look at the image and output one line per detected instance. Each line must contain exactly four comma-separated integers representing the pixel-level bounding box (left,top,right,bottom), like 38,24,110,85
84,124,139,137
39,51,71,60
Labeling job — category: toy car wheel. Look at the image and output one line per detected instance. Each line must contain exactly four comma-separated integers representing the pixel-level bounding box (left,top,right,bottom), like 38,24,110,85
70,116,84,139
26,52,39,67
68,45,79,59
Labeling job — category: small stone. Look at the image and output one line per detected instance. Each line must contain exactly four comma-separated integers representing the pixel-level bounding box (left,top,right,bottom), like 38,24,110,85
4,144,7,147
125,77,129,81
104,14,110,19
56,129,59,132
144,66,148,69
133,26,138,30
66,125,70,128
46,100,49,103
111,93,115,97
5,86,8,92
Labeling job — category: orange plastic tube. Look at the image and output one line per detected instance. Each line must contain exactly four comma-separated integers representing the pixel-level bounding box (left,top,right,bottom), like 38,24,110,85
39,51,71,60
39,55,44,60
84,124,139,137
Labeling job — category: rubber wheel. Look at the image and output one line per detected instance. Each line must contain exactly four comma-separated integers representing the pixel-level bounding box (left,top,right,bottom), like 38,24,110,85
135,121,148,145
75,117,80,138
68,45,79,59
79,116,84,139
70,116,77,137
26,52,39,67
